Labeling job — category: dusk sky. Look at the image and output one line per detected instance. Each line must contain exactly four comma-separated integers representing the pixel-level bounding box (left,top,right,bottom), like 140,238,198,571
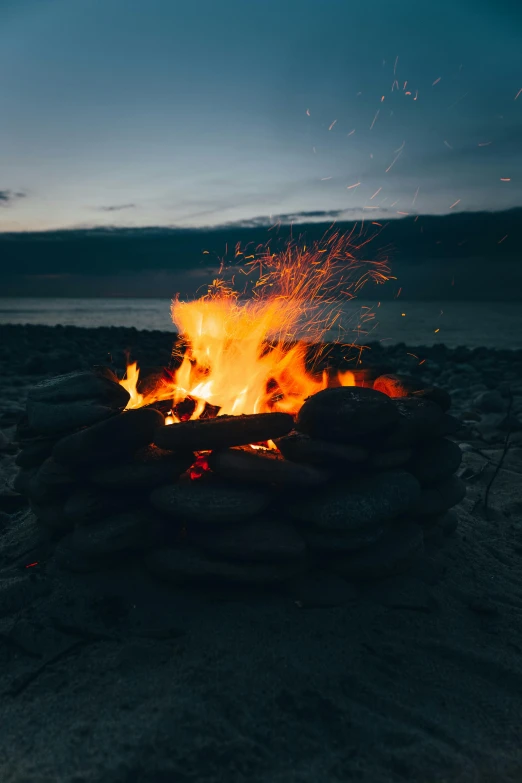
1,0,521,232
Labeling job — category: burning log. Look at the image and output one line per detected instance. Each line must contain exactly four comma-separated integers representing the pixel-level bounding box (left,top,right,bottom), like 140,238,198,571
153,412,293,452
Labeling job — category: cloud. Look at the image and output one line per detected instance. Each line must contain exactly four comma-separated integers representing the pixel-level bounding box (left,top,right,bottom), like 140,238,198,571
0,190,26,206
96,203,137,212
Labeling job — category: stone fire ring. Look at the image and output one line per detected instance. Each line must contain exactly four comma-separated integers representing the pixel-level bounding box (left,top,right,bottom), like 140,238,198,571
14,368,465,595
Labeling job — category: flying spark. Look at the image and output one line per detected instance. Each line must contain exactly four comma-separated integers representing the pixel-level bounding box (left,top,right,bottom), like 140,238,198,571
432,77,441,86
449,199,461,209
346,182,361,190
328,119,338,131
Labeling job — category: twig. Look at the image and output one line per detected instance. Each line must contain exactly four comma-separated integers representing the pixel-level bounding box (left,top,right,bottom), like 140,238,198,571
484,388,513,516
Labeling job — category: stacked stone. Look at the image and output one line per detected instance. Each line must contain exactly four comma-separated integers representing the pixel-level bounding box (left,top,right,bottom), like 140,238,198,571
13,368,466,587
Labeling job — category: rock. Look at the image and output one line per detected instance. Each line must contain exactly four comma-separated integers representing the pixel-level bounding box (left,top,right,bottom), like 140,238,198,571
188,515,306,563
15,438,56,468
53,408,165,468
64,487,137,525
145,546,305,585
438,414,461,436
300,524,385,553
366,575,435,612
296,387,399,444
473,390,506,413
373,374,451,411
410,476,466,516
28,367,129,408
208,448,328,487
90,446,194,489
284,572,359,607
154,412,294,452
31,501,72,532
287,471,420,532
274,431,368,465
0,490,28,513
330,522,424,582
66,510,155,556
13,468,37,495
28,457,76,504
150,480,274,525
26,398,117,435
371,448,412,469
379,398,445,450
405,439,462,487
0,430,10,451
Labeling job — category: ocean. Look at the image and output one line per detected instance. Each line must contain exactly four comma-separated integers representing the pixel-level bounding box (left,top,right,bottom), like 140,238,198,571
0,297,520,349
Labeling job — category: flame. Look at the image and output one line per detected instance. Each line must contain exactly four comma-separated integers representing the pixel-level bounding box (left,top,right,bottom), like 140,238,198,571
121,229,388,420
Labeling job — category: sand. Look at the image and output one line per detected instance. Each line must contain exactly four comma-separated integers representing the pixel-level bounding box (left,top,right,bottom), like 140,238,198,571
1,325,522,783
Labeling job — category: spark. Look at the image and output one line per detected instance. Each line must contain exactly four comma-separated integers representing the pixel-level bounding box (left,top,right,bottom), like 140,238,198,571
394,55,399,75
434,328,440,333
412,186,420,206
498,234,508,244
449,199,461,209
478,141,492,146
515,88,522,101
403,81,408,90
202,250,209,254
401,313,406,317
321,176,332,180
381,95,385,102
370,187,382,200
372,221,382,226
25,562,39,568
347,129,355,136
385,146,404,173
414,89,418,101
328,119,338,131
432,77,441,86
397,211,409,215
407,353,418,359
500,178,511,182
346,182,361,189
370,110,379,130
444,140,453,149
419,359,426,365
306,108,311,116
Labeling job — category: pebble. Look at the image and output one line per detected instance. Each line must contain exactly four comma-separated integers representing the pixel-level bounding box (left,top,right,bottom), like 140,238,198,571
26,398,117,435
90,446,194,489
28,457,76,504
66,510,154,556
145,546,305,585
208,448,328,487
53,408,165,468
330,522,424,582
189,516,306,563
150,479,275,525
284,572,359,607
15,438,56,468
31,501,73,532
473,390,506,413
154,412,293,452
379,398,445,450
274,431,368,465
27,367,129,408
296,387,399,444
405,439,463,487
287,471,420,532
64,487,137,525
410,476,466,516
300,524,385,553
13,468,37,495
371,448,412,469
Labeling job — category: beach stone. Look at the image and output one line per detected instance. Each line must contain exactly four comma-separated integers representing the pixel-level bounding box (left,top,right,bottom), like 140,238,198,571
13,468,37,496
53,408,165,468
188,516,306,563
66,510,154,556
438,413,461,437
26,398,117,435
287,471,420,532
473,390,506,413
274,431,368,466
373,374,451,411
0,489,28,513
150,480,274,525
371,448,412,469
330,522,424,582
28,457,76,504
405,439,462,487
28,367,129,408
300,524,385,553
379,398,445,450
410,476,466,516
296,387,399,444
15,438,56,468
90,445,194,490
64,487,137,526
365,575,435,612
208,448,328,487
31,501,72,532
145,546,305,585
154,412,293,452
285,572,359,607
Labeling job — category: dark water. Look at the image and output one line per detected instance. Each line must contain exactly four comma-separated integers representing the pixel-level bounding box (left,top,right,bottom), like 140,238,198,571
0,297,520,349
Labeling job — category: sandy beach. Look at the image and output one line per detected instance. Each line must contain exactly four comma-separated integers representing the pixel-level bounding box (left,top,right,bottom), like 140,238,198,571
1,324,522,783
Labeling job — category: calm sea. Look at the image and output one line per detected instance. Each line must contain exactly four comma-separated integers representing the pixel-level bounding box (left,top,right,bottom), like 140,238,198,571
0,297,520,350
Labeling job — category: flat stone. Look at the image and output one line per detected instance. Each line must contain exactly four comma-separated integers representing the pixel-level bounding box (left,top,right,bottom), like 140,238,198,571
67,510,154,556
287,471,420,532
371,448,412,469
410,476,466,516
28,367,130,408
274,431,368,465
27,398,117,435
379,398,445,449
300,524,385,553
405,439,462,486
154,412,294,452
373,374,451,411
208,448,328,487
53,408,165,468
64,487,137,525
150,480,274,525
296,387,399,443
28,457,76,504
90,446,194,489
188,516,306,563
145,546,305,585
15,438,56,468
330,522,424,582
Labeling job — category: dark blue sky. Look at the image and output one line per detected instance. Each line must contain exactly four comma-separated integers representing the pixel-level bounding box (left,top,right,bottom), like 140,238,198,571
1,0,521,231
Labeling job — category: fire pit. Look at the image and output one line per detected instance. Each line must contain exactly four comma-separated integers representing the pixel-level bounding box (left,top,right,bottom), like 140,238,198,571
14,363,465,588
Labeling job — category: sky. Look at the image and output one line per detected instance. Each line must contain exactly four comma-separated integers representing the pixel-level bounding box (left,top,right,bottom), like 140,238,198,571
0,0,521,232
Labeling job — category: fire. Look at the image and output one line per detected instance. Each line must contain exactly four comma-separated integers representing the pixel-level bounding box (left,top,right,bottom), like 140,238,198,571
120,229,389,420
